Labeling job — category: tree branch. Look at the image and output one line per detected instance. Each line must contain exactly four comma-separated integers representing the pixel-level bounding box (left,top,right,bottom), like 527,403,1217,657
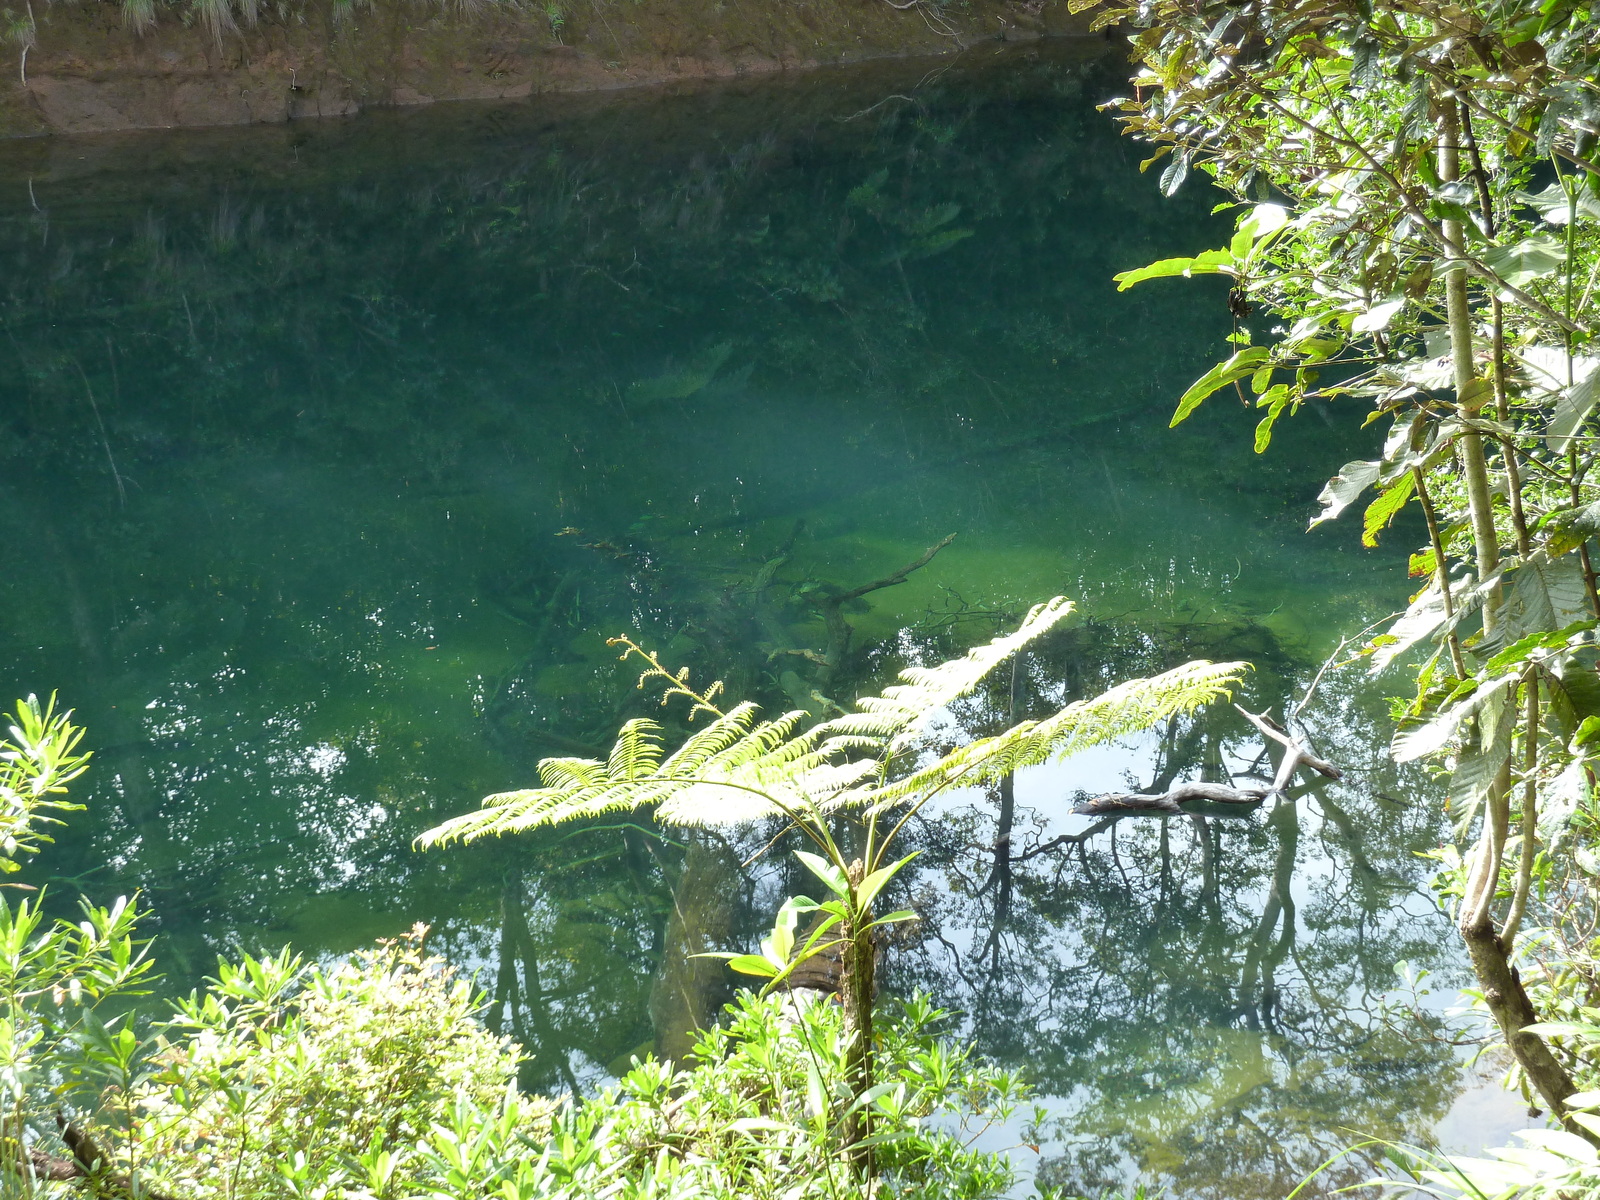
833,533,958,604
1073,782,1270,815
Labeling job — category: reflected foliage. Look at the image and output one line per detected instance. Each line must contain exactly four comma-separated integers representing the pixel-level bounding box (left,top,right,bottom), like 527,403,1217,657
0,40,1459,1196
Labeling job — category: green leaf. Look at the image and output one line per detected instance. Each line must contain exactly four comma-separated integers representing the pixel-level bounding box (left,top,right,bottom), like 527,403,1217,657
1448,688,1516,833
1171,347,1270,427
1352,296,1405,333
1545,362,1600,452
1235,202,1290,249
794,851,850,899
762,895,816,965
806,1061,829,1119
1525,1021,1600,1038
1361,473,1415,547
1253,383,1291,453
1159,152,1189,196
1491,554,1593,652
1517,182,1600,225
724,954,780,978
1487,631,1586,679
855,852,920,911
1310,460,1382,528
1113,249,1237,291
1392,675,1516,763
864,909,917,930
1544,500,1600,556
843,1081,902,1116
1480,236,1567,288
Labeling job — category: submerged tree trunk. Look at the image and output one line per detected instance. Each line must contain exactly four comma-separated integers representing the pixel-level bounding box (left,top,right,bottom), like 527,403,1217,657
648,834,740,1067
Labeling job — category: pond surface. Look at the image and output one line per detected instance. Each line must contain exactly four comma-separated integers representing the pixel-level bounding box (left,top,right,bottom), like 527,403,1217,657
0,39,1529,1197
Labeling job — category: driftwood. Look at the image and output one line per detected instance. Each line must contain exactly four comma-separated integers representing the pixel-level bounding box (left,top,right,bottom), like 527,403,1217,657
12,1112,180,1200
1074,782,1271,816
1232,705,1342,781
1072,707,1341,818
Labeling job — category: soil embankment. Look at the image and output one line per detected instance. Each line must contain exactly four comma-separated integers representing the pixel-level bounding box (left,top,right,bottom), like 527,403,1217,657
1,0,1100,137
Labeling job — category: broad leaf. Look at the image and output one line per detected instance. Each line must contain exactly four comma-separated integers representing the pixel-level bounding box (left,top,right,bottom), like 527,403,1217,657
1448,687,1516,835
1361,473,1415,547
724,955,780,978
794,851,850,900
1491,553,1593,651
1518,182,1600,225
1352,296,1406,333
1544,501,1600,556
1545,361,1600,451
1480,236,1566,288
855,852,920,911
1310,460,1381,528
1171,348,1271,427
1114,249,1236,291
1392,675,1517,763
762,895,817,965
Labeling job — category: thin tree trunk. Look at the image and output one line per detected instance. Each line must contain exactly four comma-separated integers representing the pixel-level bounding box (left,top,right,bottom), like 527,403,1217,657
1439,97,1596,1144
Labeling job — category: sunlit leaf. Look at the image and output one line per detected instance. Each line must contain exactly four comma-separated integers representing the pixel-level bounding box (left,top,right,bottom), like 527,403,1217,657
1310,460,1381,528
1361,473,1415,547
1113,249,1237,291
1170,347,1270,426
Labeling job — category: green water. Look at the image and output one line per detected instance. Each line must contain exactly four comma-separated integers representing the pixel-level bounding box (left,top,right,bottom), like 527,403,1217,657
0,40,1516,1196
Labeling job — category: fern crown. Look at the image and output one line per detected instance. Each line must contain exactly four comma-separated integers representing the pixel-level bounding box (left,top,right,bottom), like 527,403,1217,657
417,597,1247,847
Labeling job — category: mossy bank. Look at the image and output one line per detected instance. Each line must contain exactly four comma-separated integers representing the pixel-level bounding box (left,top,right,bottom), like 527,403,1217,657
0,0,1101,137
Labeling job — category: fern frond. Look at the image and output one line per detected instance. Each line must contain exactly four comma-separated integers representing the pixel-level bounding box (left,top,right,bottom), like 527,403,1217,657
416,779,643,846
536,756,609,790
843,597,1074,753
655,779,786,827
609,719,665,782
812,711,906,742
698,711,810,774
1004,659,1248,772
861,659,1247,812
416,606,1241,855
661,703,763,774
861,732,1024,813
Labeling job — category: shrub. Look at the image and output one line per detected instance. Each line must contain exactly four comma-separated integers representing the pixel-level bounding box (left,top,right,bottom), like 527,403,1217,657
111,929,553,1200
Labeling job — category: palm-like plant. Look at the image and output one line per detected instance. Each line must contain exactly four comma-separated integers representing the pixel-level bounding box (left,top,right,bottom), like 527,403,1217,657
420,597,1247,1166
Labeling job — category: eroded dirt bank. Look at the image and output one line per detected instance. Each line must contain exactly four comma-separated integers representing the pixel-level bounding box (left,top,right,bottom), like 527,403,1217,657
1,0,1100,137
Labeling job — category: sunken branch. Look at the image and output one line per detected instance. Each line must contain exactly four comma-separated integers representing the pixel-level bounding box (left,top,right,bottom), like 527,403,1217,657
1072,706,1341,817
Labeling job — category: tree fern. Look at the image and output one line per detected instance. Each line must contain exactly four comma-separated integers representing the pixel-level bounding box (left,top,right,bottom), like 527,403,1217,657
419,598,1251,1154
418,598,1247,848
860,658,1248,812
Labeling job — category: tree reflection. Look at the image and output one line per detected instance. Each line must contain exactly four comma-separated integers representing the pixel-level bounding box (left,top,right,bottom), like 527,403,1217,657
873,620,1461,1197
0,36,1455,1198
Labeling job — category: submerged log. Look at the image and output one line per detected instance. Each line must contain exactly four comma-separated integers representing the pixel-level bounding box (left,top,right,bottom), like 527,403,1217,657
1071,707,1341,818
1073,782,1269,816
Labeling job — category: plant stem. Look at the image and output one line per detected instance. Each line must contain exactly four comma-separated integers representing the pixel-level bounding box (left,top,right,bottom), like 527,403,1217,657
839,860,876,1177
1501,677,1539,949
1440,101,1502,632
1413,467,1468,678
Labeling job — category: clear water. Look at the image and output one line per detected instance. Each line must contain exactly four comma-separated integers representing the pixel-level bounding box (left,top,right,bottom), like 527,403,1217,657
0,40,1526,1196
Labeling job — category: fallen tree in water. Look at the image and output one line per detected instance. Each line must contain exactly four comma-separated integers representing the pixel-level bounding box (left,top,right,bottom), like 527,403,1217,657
1073,705,1341,816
